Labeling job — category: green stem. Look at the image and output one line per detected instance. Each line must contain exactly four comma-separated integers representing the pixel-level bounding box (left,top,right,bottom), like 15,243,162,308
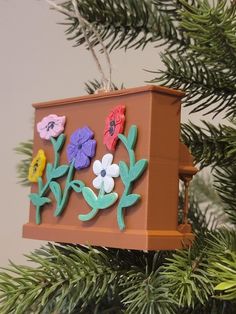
37,138,61,203
54,161,75,216
117,185,131,230
98,183,105,199
34,179,51,224
39,180,50,197
79,207,99,221
51,137,60,168
31,135,65,224
36,206,41,225
122,140,135,168
117,135,136,230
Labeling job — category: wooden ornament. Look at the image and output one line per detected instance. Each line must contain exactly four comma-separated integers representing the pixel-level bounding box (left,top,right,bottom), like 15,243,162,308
23,85,198,250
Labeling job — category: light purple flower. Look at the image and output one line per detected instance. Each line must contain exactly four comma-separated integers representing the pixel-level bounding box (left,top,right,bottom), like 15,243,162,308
67,126,96,170
37,114,66,140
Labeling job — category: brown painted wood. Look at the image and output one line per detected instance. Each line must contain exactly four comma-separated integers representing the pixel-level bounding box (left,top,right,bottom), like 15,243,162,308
23,85,195,250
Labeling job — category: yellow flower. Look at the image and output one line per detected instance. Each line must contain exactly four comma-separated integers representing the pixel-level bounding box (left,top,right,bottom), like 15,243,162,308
28,149,46,183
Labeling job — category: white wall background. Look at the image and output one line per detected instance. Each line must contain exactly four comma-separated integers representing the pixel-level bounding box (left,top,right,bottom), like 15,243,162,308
0,0,222,267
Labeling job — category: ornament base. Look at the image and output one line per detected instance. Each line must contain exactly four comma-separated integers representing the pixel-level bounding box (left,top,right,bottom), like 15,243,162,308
23,223,194,250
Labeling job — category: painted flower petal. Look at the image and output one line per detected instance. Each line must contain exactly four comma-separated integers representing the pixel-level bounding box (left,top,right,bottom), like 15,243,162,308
70,128,83,145
28,149,46,183
37,114,66,140
82,139,96,158
93,175,103,190
103,176,114,193
71,126,94,146
56,115,66,126
74,150,90,170
103,134,116,151
103,105,126,151
102,153,113,169
106,164,120,177
93,160,102,175
66,144,78,163
38,129,50,140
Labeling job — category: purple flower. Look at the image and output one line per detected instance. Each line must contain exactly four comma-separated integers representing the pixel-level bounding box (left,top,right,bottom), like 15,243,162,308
67,126,96,170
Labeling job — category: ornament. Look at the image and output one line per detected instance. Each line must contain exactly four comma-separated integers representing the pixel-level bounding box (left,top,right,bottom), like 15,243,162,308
24,85,198,250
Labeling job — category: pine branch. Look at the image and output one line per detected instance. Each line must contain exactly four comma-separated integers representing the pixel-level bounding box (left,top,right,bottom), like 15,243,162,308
150,0,236,117
84,79,123,94
162,236,214,309
214,165,236,225
180,0,236,71
120,266,177,314
151,52,236,117
207,230,236,301
51,0,187,51
162,230,236,311
0,245,120,314
181,122,236,168
14,140,33,186
1,233,236,313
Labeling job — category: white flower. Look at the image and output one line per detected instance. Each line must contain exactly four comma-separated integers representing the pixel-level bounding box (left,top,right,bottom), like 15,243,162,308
92,154,119,193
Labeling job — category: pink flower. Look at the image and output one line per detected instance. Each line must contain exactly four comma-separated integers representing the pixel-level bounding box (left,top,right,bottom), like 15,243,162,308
37,114,66,140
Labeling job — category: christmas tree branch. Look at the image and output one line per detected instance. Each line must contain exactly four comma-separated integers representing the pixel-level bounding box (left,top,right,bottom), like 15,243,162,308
49,0,184,51
181,121,236,168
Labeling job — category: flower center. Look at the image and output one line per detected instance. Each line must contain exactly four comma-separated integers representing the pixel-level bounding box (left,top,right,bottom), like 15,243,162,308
78,143,83,149
46,121,55,131
109,120,116,136
101,169,106,177
33,161,39,173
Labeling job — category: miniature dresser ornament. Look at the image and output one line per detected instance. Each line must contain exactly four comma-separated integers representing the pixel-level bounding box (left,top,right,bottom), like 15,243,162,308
23,85,197,250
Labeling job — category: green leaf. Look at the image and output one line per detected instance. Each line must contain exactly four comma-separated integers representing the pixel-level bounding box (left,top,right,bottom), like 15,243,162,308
127,125,137,149
122,194,140,208
55,134,66,152
130,159,148,182
214,281,236,291
46,163,53,181
119,161,129,183
97,192,118,209
82,187,97,208
51,165,69,179
70,180,85,193
29,193,51,207
118,133,128,146
49,182,62,204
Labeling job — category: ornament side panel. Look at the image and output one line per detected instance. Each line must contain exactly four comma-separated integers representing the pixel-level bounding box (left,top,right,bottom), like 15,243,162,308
23,87,152,250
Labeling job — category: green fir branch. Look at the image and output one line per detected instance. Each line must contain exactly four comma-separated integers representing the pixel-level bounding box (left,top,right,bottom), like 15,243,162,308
0,244,119,314
181,121,236,168
151,52,236,117
207,230,236,301
214,165,236,225
14,140,33,186
84,79,123,94
55,0,185,51
1,232,236,313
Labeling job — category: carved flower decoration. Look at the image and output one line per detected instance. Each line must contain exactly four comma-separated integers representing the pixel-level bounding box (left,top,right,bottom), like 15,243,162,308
37,114,66,140
67,126,96,170
93,153,119,193
28,149,46,183
104,105,125,151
